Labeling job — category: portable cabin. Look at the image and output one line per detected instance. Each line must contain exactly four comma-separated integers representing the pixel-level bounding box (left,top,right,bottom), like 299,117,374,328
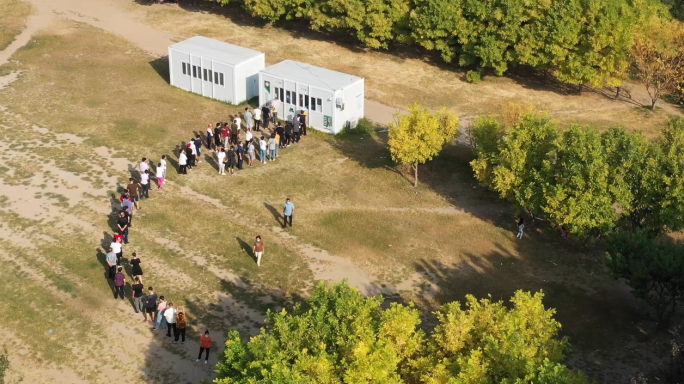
258,60,365,134
168,36,265,105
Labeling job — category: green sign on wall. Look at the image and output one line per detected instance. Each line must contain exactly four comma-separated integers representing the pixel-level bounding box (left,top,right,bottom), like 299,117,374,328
264,81,271,94
324,115,332,128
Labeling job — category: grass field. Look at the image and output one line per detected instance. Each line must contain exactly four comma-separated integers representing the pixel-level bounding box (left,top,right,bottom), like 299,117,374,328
0,0,32,51
0,10,679,384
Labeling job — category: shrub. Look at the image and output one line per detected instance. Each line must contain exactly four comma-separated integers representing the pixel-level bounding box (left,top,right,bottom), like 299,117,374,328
465,70,482,83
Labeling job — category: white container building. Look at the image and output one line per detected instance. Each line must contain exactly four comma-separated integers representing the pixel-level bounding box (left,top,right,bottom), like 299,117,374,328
168,36,265,105
258,60,365,134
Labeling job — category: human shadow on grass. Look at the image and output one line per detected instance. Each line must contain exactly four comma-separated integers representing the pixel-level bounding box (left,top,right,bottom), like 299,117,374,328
96,247,117,296
263,202,282,226
205,153,220,173
236,237,255,263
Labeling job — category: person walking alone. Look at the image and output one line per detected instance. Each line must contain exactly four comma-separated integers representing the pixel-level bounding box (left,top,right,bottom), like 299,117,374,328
254,107,262,131
175,307,187,344
165,302,177,339
132,277,144,315
178,149,188,174
217,147,226,175
253,235,264,267
106,247,117,280
196,330,212,364
114,266,125,299
282,198,295,228
516,217,524,239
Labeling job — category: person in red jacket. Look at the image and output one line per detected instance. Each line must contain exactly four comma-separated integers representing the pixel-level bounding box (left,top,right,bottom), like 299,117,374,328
196,330,212,364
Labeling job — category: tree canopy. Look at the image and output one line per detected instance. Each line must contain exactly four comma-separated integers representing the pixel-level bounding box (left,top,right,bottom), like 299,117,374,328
215,282,587,384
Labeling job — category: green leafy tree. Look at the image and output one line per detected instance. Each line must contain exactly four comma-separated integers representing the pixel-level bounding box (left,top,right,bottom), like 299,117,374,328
490,113,558,215
388,103,459,187
651,118,684,233
540,125,615,238
469,115,506,190
0,346,10,384
307,0,411,49
240,0,307,23
215,281,424,383
411,291,589,383
607,231,684,323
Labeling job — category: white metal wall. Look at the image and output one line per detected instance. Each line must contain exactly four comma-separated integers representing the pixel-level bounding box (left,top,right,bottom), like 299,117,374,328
234,55,264,104
169,49,192,92
213,62,233,103
335,79,365,133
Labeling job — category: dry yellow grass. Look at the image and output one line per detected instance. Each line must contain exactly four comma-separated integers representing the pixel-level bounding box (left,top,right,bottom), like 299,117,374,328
0,0,32,51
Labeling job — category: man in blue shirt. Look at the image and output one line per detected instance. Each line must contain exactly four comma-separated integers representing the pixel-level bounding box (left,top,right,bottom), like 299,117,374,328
282,198,295,228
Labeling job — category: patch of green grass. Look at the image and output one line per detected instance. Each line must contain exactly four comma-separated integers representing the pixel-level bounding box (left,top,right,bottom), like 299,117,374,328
0,0,32,51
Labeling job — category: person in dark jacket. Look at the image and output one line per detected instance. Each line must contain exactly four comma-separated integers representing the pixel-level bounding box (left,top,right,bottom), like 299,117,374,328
284,123,293,147
299,111,307,136
236,143,244,170
261,105,271,129
276,123,286,148
227,145,237,175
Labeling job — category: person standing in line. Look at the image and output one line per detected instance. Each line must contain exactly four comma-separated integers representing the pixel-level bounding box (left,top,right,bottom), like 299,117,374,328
217,147,226,175
292,119,301,143
140,169,151,199
160,155,168,179
128,178,141,210
268,135,277,161
259,136,267,164
300,110,308,136
206,124,214,150
110,235,123,265
156,163,165,190
178,150,188,175
253,235,264,267
113,231,123,247
261,105,271,129
227,145,237,175
154,295,167,330
117,211,129,244
130,252,143,282
106,247,117,280
165,303,177,339
214,123,223,149
291,113,299,135
222,123,230,149
245,128,253,145
234,115,242,132
187,139,197,169
114,266,125,300
284,122,293,147
175,307,187,344
146,286,158,324
516,217,525,239
230,120,239,146
196,330,212,364
276,123,285,149
272,104,278,124
244,107,253,132
237,142,245,170
132,277,145,315
254,107,262,131
194,135,203,163
139,158,149,177
247,140,255,167
282,198,295,229
274,131,281,158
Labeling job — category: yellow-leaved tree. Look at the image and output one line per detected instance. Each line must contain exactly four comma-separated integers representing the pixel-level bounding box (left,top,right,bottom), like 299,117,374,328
388,103,459,187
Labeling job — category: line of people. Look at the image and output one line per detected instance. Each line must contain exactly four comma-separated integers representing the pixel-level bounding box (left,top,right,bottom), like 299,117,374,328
106,157,213,365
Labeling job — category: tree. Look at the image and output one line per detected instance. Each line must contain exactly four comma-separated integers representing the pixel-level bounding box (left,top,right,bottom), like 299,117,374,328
651,118,684,233
215,281,424,383
410,291,589,383
630,19,684,109
388,103,459,187
0,346,9,384
469,115,506,190
607,231,684,324
539,125,616,238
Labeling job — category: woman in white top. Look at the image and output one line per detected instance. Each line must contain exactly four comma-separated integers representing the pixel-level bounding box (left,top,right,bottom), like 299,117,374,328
245,129,253,144
254,108,262,131
259,138,267,164
206,124,214,150
178,151,188,174
156,163,165,190
216,148,226,175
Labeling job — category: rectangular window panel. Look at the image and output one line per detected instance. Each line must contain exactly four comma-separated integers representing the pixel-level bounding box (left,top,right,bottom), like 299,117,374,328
208,70,213,82
192,66,197,78
274,87,280,100
280,88,284,101
317,98,322,112
220,73,224,86
286,91,291,103
182,63,186,75
203,68,207,81
304,95,309,109
214,72,218,84
292,92,296,105
299,94,303,107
